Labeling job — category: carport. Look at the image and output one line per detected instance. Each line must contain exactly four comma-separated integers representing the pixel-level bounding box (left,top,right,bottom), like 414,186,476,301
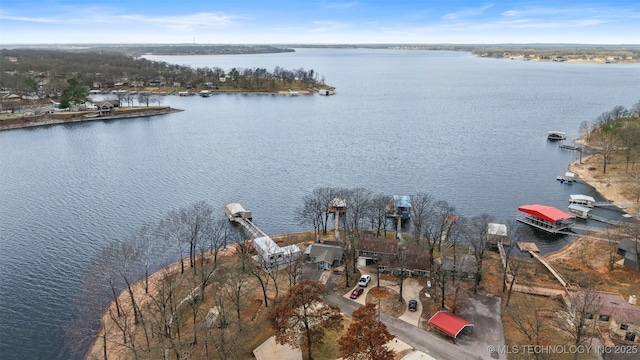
428,310,474,343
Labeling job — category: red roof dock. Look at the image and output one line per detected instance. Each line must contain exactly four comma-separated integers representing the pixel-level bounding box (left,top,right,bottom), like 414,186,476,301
517,204,575,233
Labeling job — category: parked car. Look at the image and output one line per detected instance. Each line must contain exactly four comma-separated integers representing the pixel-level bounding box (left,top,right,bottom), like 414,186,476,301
408,299,418,312
358,274,371,287
350,287,364,299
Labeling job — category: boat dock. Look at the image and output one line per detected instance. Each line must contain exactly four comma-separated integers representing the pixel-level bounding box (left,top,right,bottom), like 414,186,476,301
517,242,569,288
225,203,267,237
529,251,569,288
556,172,576,184
547,131,566,141
559,144,580,150
517,242,540,253
517,204,575,234
386,195,412,221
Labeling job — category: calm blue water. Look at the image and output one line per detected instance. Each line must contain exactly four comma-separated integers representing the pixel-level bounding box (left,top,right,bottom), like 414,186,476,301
1,49,639,359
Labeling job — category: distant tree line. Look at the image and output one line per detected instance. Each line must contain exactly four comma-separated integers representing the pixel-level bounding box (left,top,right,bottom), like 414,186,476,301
470,46,640,61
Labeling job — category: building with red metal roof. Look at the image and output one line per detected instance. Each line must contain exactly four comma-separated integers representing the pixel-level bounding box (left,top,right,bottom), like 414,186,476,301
427,310,474,342
517,204,575,233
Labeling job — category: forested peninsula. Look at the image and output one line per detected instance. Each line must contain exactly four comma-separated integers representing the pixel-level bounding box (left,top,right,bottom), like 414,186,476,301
0,47,333,130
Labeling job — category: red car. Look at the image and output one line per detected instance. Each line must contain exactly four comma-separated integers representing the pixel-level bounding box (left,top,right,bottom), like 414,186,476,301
350,287,364,299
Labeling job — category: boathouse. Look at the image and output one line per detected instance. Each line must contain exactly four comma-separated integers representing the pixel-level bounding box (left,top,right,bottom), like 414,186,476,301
517,204,575,233
569,194,595,208
568,203,591,219
547,130,566,141
225,203,252,222
487,223,509,246
393,195,412,220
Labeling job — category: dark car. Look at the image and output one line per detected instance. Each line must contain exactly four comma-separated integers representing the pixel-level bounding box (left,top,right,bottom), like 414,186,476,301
408,299,418,312
350,287,364,299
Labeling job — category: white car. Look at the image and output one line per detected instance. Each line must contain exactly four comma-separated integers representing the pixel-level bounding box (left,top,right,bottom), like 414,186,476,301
358,274,371,287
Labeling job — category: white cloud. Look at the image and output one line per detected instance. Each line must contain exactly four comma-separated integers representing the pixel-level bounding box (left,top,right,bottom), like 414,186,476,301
0,13,63,24
116,12,243,31
443,3,494,20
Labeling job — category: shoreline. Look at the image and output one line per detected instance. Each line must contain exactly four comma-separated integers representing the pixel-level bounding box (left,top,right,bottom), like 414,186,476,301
0,106,181,132
568,154,639,215
84,232,311,359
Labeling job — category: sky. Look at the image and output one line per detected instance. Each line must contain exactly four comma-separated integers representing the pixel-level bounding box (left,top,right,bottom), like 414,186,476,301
0,0,638,45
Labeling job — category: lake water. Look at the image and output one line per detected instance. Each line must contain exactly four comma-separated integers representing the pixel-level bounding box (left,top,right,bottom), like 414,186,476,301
1,48,639,359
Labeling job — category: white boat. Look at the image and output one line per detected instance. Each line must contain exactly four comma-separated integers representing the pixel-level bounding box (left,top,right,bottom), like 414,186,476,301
200,90,211,97
547,131,566,141
288,89,300,96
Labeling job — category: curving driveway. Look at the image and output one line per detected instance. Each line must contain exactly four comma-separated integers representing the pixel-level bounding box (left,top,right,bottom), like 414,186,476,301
331,266,505,360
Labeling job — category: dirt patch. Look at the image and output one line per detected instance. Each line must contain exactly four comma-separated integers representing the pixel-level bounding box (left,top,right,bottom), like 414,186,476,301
569,151,640,215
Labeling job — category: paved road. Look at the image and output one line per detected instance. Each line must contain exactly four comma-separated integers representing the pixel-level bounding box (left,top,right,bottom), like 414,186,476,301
324,292,484,360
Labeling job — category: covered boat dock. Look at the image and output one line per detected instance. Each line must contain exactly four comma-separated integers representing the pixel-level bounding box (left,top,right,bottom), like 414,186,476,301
225,202,252,222
568,203,591,219
517,204,575,233
569,194,595,208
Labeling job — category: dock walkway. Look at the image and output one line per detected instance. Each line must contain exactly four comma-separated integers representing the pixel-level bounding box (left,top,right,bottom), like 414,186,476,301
235,218,267,238
528,251,569,288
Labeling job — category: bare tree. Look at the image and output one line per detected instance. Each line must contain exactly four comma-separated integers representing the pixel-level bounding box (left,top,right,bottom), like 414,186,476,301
410,193,434,244
218,264,251,332
506,256,526,307
502,220,524,292
134,223,166,294
210,217,230,268
137,92,150,106
248,258,271,307
460,214,493,294
579,119,592,142
158,201,215,273
627,168,640,205
506,295,549,360
68,244,125,359
234,228,252,273
423,200,457,269
345,187,372,237
297,193,324,242
368,193,393,237
556,286,603,360
283,246,305,289
205,291,237,360
594,127,622,174
617,121,640,171
146,265,185,360
152,94,163,106
343,239,357,288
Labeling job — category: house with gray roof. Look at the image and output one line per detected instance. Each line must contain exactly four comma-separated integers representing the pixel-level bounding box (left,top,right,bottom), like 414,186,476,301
572,291,640,344
305,243,343,270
